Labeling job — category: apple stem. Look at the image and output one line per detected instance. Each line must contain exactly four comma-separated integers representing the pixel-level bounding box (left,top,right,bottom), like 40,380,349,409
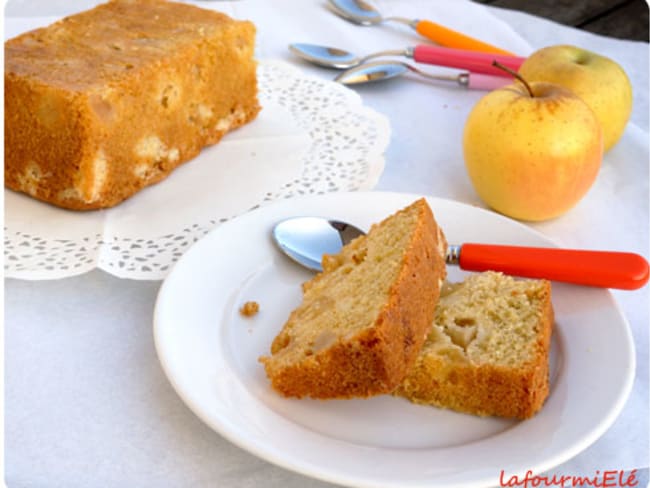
492,60,534,97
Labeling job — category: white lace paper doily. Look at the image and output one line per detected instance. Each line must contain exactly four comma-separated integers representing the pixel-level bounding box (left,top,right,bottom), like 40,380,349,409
5,60,390,280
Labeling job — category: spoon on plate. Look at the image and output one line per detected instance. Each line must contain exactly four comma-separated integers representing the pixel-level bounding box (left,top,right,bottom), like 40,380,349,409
289,43,525,77
333,60,509,90
327,0,514,56
272,217,650,290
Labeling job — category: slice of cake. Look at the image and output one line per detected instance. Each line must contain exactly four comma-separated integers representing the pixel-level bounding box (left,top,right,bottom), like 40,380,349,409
396,271,554,419
260,199,448,399
5,0,260,210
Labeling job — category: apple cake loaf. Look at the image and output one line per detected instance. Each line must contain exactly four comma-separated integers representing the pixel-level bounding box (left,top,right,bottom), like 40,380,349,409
260,199,448,399
5,0,260,210
396,271,554,419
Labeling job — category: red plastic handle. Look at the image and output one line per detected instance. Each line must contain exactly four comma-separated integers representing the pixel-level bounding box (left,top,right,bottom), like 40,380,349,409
412,45,525,77
458,243,650,290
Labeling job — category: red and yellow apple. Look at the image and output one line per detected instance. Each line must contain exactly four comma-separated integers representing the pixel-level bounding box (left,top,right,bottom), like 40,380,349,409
518,45,632,152
462,78,603,222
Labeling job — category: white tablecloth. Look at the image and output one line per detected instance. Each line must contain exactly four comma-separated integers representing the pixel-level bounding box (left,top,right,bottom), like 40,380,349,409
5,1,649,486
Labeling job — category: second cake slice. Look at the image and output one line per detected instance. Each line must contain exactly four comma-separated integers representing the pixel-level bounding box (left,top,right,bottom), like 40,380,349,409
260,199,448,398
396,271,554,418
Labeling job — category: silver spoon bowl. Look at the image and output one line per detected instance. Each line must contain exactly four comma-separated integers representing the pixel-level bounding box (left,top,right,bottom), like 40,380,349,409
328,0,413,27
273,217,364,272
289,42,405,70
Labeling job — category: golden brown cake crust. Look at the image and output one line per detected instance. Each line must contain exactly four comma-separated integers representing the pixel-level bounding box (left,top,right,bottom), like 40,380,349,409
260,199,448,399
396,278,554,419
5,0,260,210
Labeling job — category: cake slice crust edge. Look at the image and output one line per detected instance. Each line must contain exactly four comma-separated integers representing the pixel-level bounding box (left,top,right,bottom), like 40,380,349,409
260,199,448,399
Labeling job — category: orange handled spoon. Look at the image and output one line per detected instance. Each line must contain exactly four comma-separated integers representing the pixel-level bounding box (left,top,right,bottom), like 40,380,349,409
328,0,515,56
273,217,650,290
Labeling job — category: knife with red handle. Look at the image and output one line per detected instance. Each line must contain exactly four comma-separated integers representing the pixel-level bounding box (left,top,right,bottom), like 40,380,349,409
447,244,649,290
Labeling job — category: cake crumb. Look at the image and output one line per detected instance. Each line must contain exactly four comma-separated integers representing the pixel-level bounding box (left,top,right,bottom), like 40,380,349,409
240,301,259,317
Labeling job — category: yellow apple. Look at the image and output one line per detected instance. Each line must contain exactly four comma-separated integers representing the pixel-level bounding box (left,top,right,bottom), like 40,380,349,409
518,45,632,152
463,79,603,222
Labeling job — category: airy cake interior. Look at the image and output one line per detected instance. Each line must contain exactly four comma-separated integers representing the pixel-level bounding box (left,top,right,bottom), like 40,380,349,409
425,271,549,366
270,205,423,363
397,270,553,418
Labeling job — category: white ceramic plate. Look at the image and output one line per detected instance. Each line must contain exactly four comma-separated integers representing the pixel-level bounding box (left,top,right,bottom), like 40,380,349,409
154,191,635,488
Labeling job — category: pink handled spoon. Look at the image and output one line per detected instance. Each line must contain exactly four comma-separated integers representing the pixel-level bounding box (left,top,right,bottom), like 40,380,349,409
334,60,509,91
289,43,525,77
